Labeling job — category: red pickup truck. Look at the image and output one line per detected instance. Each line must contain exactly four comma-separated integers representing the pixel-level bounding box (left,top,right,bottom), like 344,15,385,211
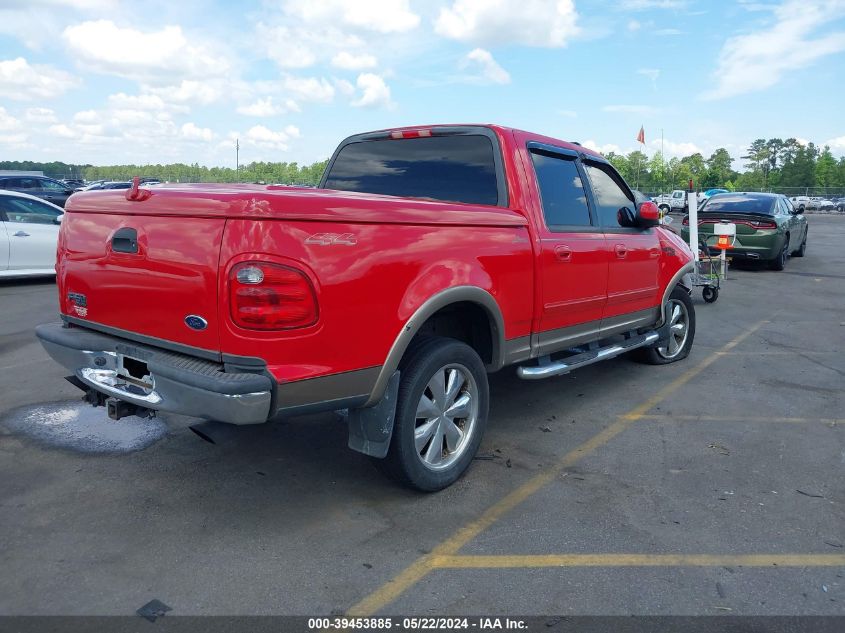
37,124,695,490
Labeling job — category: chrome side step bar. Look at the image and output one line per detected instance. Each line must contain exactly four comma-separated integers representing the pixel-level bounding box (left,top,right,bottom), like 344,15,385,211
517,331,660,380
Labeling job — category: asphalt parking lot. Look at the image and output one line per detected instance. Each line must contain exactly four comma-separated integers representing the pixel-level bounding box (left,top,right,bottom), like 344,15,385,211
1,215,843,618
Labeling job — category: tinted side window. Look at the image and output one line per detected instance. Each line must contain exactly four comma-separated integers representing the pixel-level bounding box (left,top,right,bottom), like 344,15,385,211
0,197,62,224
40,178,67,191
583,163,635,228
324,134,499,206
530,151,591,228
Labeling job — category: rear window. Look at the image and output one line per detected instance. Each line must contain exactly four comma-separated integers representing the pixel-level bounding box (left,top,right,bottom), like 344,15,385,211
701,196,775,214
324,134,500,206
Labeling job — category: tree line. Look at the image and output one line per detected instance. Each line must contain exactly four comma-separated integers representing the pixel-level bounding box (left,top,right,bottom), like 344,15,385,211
0,160,329,187
2,137,844,194
606,138,845,195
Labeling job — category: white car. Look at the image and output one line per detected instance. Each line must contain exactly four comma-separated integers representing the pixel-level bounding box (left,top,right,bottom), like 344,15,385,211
0,189,63,279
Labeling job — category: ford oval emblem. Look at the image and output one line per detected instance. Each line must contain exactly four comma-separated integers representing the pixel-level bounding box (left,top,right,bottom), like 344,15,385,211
184,315,208,331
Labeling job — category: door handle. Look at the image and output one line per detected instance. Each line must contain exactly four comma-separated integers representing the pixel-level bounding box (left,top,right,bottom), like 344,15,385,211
13,231,30,237
614,244,627,258
111,227,139,254
554,245,572,262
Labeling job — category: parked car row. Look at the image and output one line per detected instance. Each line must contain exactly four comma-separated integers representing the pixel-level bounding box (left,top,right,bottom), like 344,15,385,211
788,196,843,212
682,192,808,271
0,175,149,208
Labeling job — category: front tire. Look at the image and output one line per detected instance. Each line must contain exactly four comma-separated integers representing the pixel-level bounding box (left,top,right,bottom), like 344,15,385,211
635,286,696,365
374,337,489,492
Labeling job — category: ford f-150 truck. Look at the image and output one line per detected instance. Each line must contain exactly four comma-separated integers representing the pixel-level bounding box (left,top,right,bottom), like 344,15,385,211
36,124,695,491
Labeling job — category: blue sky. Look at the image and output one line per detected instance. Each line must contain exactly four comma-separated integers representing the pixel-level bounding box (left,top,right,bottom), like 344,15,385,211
1,0,844,168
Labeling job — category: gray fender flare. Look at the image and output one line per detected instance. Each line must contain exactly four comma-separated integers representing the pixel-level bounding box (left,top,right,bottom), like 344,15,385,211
363,285,506,408
659,262,695,326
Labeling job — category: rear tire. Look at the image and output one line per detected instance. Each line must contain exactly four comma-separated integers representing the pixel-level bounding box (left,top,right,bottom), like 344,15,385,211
373,336,489,492
635,286,696,365
769,239,788,270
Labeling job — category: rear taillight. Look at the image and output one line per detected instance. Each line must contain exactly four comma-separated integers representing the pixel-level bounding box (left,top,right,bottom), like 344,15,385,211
229,262,318,330
752,220,777,229
682,216,689,226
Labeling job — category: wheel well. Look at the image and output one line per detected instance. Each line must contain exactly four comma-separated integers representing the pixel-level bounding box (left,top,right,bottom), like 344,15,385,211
412,301,494,366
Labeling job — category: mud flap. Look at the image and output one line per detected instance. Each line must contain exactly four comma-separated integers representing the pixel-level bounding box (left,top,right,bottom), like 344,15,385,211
346,371,399,458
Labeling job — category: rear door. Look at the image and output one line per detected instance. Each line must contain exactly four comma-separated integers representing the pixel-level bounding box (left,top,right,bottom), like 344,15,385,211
0,195,61,271
582,160,661,324
527,145,609,353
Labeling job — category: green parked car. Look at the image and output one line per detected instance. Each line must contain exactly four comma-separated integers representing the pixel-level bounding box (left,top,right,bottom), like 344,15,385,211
681,192,808,271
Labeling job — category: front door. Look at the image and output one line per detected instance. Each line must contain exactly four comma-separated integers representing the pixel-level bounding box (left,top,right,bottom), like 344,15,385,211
0,220,8,271
582,161,661,328
528,147,609,355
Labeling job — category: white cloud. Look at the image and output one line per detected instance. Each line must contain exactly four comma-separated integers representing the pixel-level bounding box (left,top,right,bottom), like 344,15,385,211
0,57,80,100
282,0,420,33
637,67,660,88
583,140,623,155
334,78,356,96
142,80,226,106
558,109,578,117
331,51,378,70
627,19,642,30
436,0,579,47
603,104,658,114
281,76,336,103
107,92,189,113
49,124,79,139
702,0,845,100
258,24,322,69
0,107,22,132
649,138,703,157
25,107,58,123
460,48,511,84
654,28,683,35
618,0,687,9
238,125,301,151
351,73,393,108
236,97,300,117
824,135,845,152
181,122,214,142
62,20,230,83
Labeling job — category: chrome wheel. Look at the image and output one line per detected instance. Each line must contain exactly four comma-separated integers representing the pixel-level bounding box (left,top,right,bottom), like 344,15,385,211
414,364,479,471
657,299,690,359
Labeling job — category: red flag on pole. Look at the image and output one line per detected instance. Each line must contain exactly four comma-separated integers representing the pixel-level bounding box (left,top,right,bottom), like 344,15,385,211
636,126,645,144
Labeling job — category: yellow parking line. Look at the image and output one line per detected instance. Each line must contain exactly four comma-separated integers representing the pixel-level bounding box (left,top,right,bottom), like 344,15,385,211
636,414,842,425
431,554,845,569
346,319,771,616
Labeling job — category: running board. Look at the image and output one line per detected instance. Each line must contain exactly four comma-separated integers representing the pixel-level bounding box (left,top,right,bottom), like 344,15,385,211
517,331,660,380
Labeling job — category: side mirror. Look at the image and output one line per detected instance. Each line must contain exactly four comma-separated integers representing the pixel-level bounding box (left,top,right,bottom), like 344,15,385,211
634,201,661,228
794,207,804,215
54,214,64,225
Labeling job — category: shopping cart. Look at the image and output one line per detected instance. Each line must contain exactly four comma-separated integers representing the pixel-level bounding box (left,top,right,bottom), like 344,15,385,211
688,237,721,303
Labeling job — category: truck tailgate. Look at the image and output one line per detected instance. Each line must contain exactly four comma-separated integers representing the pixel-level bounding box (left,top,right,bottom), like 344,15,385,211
59,210,224,353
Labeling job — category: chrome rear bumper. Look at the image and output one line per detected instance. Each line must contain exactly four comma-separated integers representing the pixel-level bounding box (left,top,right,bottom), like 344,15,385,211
36,323,273,425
